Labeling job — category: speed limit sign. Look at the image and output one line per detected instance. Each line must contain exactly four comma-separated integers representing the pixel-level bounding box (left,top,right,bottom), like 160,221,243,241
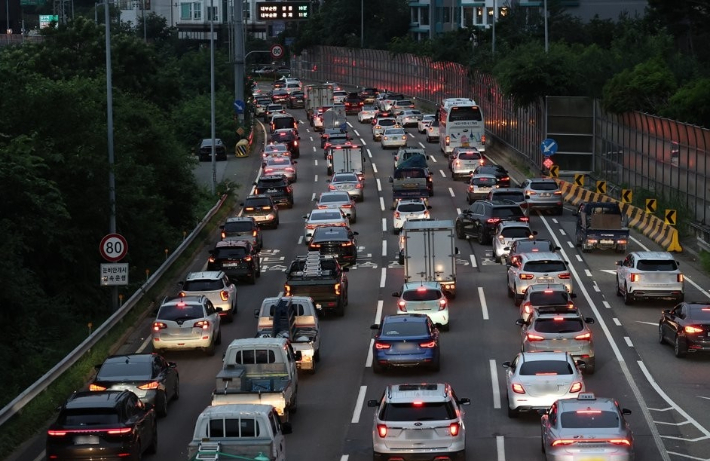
100,233,128,262
270,44,284,59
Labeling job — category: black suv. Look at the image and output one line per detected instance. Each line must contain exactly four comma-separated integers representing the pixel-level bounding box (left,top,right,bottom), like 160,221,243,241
208,240,261,284
242,194,279,229
220,216,263,251
270,128,300,158
473,164,511,188
253,174,294,208
46,390,158,460
455,200,528,244
196,138,227,161
308,226,359,266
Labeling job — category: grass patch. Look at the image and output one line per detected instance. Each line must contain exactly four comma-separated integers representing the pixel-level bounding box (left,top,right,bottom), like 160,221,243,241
0,192,238,460
700,251,710,273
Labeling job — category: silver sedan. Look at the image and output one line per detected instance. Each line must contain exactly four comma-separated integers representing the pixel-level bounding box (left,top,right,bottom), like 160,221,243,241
302,208,350,244
395,109,423,127
315,191,357,223
263,156,297,183
380,127,408,149
418,114,436,133
327,172,364,202
358,105,378,123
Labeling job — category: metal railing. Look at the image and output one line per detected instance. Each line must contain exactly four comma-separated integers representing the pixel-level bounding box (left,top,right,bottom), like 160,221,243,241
0,194,229,427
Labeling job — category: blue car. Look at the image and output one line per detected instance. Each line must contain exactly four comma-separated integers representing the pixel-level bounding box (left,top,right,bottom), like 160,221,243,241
370,314,440,373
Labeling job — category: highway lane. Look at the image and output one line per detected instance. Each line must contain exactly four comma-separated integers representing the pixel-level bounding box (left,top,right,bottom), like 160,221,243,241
13,106,709,461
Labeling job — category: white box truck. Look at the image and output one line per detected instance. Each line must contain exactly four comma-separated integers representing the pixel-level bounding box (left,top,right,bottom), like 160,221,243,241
401,219,458,298
305,84,334,122
327,144,365,179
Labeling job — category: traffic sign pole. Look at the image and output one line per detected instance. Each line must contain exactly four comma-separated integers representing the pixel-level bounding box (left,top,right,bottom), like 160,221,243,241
271,44,284,60
100,233,128,262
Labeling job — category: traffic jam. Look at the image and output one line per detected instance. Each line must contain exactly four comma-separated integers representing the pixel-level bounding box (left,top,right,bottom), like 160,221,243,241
39,76,710,461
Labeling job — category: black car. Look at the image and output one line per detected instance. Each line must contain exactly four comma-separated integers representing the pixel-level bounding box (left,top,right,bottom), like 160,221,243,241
473,164,511,188
253,174,294,208
242,194,279,229
46,390,158,460
659,302,710,357
506,238,560,265
196,138,227,161
288,91,305,109
320,128,350,149
345,93,363,114
270,128,300,158
308,226,359,266
208,240,261,284
270,88,290,104
455,200,528,244
90,353,179,417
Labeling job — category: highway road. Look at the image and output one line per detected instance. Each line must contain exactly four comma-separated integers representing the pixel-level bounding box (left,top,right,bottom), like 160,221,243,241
14,105,710,461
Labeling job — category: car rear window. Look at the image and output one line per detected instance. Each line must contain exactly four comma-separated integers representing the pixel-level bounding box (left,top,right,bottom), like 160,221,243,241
515,241,553,253
311,211,342,221
320,194,349,203
501,227,532,239
258,178,287,187
519,360,573,376
224,221,253,233
334,174,359,182
60,409,120,426
378,119,396,126
183,279,224,292
398,204,426,213
313,228,349,240
458,152,482,160
491,206,524,218
245,198,272,208
636,259,678,271
493,191,525,202
382,321,428,336
529,291,569,306
523,260,567,272
533,318,584,333
213,247,248,259
380,402,456,421
688,306,710,320
402,289,442,301
158,304,206,321
98,361,152,379
560,411,620,429
530,181,559,191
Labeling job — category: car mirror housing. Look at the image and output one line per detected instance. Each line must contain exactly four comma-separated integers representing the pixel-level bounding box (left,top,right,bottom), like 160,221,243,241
367,399,379,407
585,317,595,324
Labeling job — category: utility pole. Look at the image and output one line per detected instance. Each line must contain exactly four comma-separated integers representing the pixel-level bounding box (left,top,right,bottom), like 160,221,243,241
104,0,118,311
210,0,216,195
492,0,496,56
360,0,363,48
544,0,548,53
234,0,245,122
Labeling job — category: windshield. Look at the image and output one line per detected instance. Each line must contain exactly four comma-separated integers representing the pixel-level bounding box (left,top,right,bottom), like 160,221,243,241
98,360,152,379
529,291,569,306
530,181,559,191
491,207,524,219
213,247,248,259
320,194,349,203
311,211,343,221
381,320,428,336
501,227,532,238
158,304,206,321
493,191,525,202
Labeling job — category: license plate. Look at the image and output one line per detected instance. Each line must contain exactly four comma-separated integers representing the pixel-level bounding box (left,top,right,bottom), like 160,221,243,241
267,189,278,193
462,142,470,147
74,435,100,445
601,239,614,244
477,187,491,192
403,183,417,188
223,263,239,267
580,458,606,461
537,277,554,283
541,192,551,197
396,342,417,351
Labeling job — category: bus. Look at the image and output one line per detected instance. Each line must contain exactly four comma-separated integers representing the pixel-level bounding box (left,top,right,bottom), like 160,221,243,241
438,98,486,157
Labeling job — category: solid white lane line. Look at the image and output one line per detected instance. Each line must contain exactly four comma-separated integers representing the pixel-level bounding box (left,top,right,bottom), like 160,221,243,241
470,255,477,268
359,138,365,145
630,236,650,251
478,287,489,320
490,359,501,409
449,188,455,197
496,435,506,461
340,456,349,461
685,275,710,300
603,301,611,309
372,163,378,173
376,178,382,192
379,197,385,212
351,386,367,423
381,218,387,233
624,337,634,347
375,300,383,325
613,318,621,326
585,269,592,277
440,169,446,177
382,240,387,257
380,268,386,288
538,215,670,461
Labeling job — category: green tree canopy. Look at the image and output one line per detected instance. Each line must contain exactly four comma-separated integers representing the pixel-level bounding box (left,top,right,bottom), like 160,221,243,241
602,57,677,113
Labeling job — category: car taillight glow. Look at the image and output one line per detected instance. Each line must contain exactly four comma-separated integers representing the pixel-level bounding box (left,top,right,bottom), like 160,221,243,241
553,190,562,195
328,184,336,190
375,342,391,350
527,190,536,196
356,183,363,189
284,285,291,296
487,218,501,224
522,303,532,314
107,427,133,435
608,439,632,446
89,384,107,391
335,283,341,295
153,322,167,331
519,216,529,222
512,383,525,394
519,273,534,280
194,320,210,330
526,333,545,341
220,231,226,239
630,274,640,282
394,211,400,219
685,326,704,334
377,424,388,438
419,340,437,348
678,274,684,282
449,422,460,436
220,290,229,301
244,256,252,261
398,301,407,312
138,381,160,390
445,136,450,145
309,243,321,249
569,382,583,393
439,299,447,310
574,332,592,340
551,440,576,447
558,273,571,279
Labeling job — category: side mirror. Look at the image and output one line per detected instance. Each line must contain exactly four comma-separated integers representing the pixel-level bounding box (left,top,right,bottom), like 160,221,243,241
253,182,258,186
281,421,293,434
370,324,380,330
392,292,401,297
622,408,632,415
515,319,528,327
575,360,587,369
303,215,309,219
553,246,561,251
570,293,578,299
532,230,538,236
525,195,531,200
388,177,394,183
219,225,225,230
342,267,349,272
585,317,595,324
240,203,245,207
352,231,359,235
662,309,671,315
501,361,512,369
427,206,433,210
216,307,223,312
254,308,260,318
168,361,177,368
458,398,471,405
616,260,623,266
454,247,460,255
367,399,379,407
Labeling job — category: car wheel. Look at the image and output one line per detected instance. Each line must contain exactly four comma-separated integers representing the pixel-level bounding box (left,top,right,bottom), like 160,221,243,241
290,394,298,414
426,136,431,143
155,390,168,417
674,335,687,358
616,277,623,297
256,264,261,278
249,269,257,285
133,441,143,461
215,328,222,345
658,324,666,344
205,337,216,356
147,423,158,454
477,227,486,245
335,301,345,317
440,323,450,332
307,361,316,375
314,349,320,362
541,435,546,453
677,294,685,303
623,285,634,305
430,356,441,372
455,223,465,239
273,218,280,229
172,377,180,401
495,253,501,263
556,206,563,216
584,358,596,375
506,395,519,418
507,280,514,298
350,215,357,224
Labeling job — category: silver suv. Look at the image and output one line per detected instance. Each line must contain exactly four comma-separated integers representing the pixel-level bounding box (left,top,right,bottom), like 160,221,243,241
178,271,237,322
151,295,222,356
507,252,572,306
367,383,470,461
615,251,684,305
520,178,563,215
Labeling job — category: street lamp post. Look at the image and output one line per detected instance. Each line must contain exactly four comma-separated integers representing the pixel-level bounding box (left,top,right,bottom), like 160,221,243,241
142,0,146,42
360,0,363,48
210,0,216,195
491,0,496,56
6,0,10,44
544,0,548,53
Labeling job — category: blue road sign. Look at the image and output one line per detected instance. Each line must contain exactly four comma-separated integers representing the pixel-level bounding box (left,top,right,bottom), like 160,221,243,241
234,99,245,115
541,138,558,156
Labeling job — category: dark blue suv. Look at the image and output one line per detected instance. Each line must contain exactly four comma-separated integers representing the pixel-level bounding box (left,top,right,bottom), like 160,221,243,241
370,314,440,373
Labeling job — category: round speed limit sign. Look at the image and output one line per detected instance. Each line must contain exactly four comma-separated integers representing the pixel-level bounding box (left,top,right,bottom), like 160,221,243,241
271,44,284,59
100,233,128,262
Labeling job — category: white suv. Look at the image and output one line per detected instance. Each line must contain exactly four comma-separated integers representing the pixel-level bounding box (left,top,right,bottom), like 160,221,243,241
367,383,470,461
615,251,684,305
507,252,572,306
178,271,237,322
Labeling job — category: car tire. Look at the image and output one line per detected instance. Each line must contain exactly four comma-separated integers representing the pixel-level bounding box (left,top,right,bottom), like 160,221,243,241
506,396,519,418
616,278,623,297
172,377,180,401
147,424,158,454
335,301,345,317
623,285,634,305
676,294,685,303
584,358,596,375
658,324,666,344
372,360,384,374
556,206,563,216
215,328,222,345
156,391,168,417
314,349,320,363
674,335,687,358
507,281,514,298
477,227,486,245
455,223,465,239
307,361,316,375
495,253,501,263
225,307,235,323
440,323,450,332
430,354,441,372
249,269,257,285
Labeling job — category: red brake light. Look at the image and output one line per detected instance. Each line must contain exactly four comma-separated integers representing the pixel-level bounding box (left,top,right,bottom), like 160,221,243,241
106,427,133,435
377,424,387,438
519,273,534,280
394,211,400,219
551,440,575,447
375,342,391,350
137,381,160,390
89,384,107,391
449,422,460,436
526,333,545,341
220,290,229,301
152,322,167,331
220,231,226,239
608,439,632,446
574,332,592,340
684,326,704,334
630,274,640,282
244,256,252,261
47,430,68,436
194,320,210,330
512,383,525,394
569,382,583,393
417,286,427,292
486,218,501,224
558,273,571,279
419,340,437,348
334,283,341,295
439,299,447,310
398,300,407,312
678,274,684,282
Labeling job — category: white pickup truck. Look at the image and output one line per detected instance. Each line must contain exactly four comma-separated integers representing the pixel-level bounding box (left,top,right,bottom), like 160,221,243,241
186,404,291,461
255,296,321,374
211,338,300,423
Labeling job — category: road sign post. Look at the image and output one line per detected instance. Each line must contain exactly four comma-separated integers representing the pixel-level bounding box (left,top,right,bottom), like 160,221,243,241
270,44,284,60
99,233,128,262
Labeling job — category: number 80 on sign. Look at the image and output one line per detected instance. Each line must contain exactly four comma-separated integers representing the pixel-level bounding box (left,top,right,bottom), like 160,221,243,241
100,233,128,262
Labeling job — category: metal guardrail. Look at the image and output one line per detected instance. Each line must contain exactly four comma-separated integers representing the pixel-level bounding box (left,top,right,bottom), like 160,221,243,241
0,194,229,427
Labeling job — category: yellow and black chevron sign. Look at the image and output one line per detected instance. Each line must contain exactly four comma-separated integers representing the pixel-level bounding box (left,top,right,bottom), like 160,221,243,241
621,189,633,203
665,209,677,225
574,174,584,187
645,198,657,213
596,180,607,194
549,165,559,178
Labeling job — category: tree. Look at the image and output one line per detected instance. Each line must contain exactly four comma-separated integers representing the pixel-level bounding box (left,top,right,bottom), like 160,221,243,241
661,77,710,128
602,57,677,113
